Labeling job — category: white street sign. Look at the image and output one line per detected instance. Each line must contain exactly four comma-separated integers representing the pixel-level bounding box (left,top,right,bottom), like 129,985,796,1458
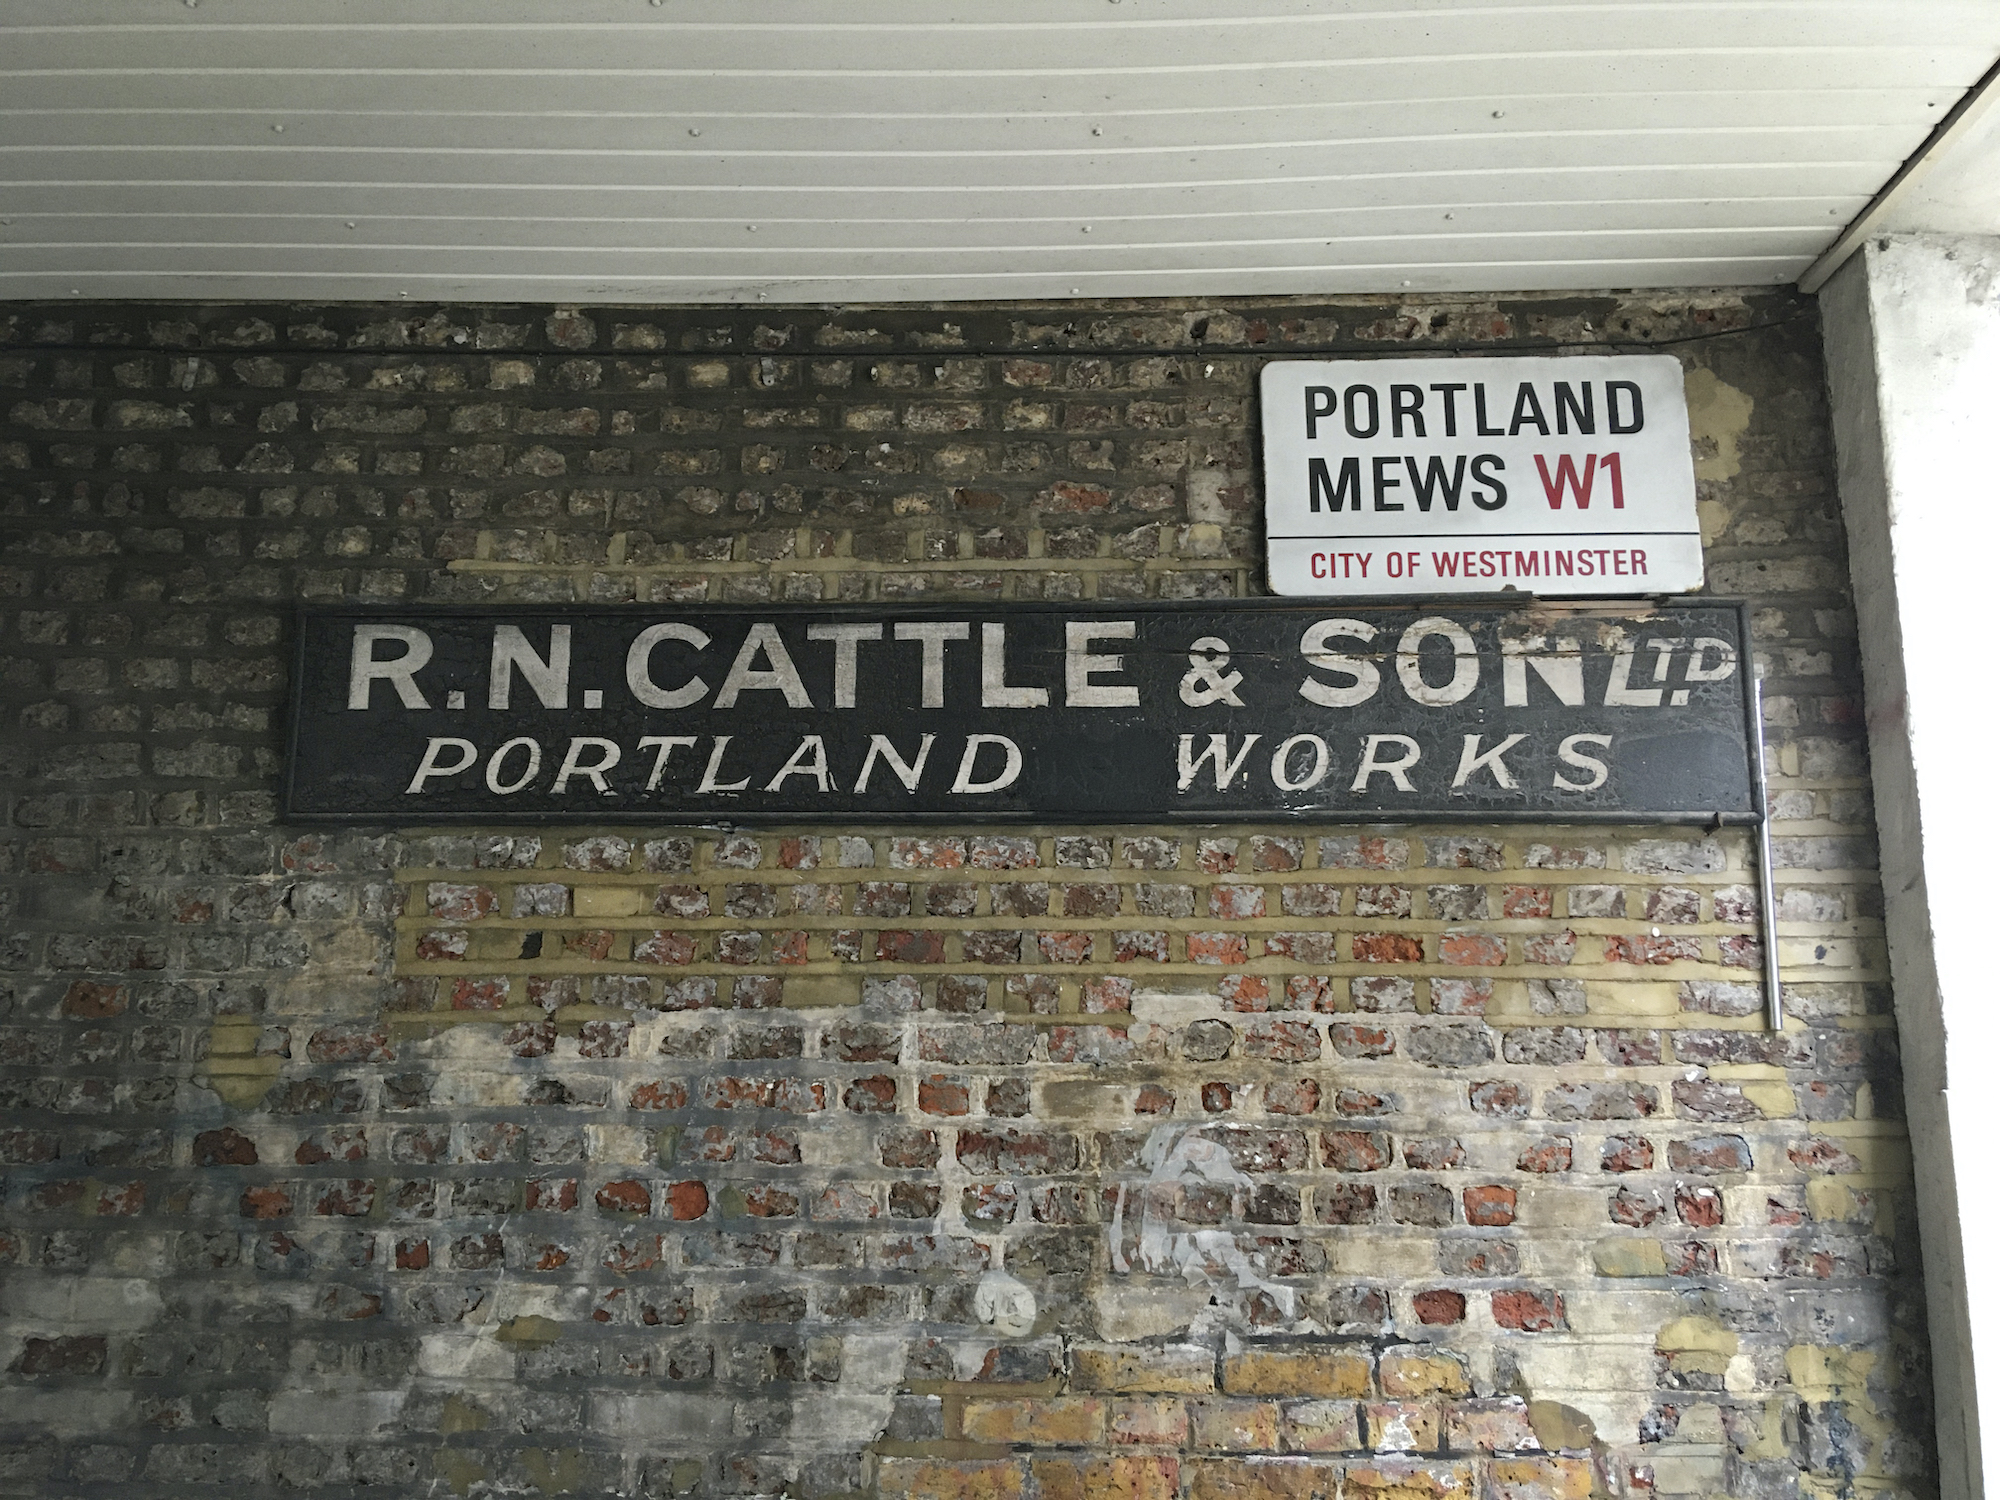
1260,354,1701,598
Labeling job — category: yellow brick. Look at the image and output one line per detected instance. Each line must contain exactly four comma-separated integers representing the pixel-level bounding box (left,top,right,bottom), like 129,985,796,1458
1739,1080,1798,1117
1187,1457,1341,1500
1188,1398,1281,1451
1030,1455,1178,1500
1108,1398,1188,1447
1491,1455,1595,1500
1344,1460,1476,1498
1223,1349,1371,1399
1364,1400,1441,1452
1278,1400,1361,1453
960,1397,1105,1446
1785,1345,1877,1404
572,886,643,917
1377,1350,1469,1398
1583,982,1680,1017
1656,1316,1737,1357
1656,1315,1737,1376
1806,1179,1859,1222
1592,1237,1669,1277
877,1459,1027,1500
1073,1344,1216,1394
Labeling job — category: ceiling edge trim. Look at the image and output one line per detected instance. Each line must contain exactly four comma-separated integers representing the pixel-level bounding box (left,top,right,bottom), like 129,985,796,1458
1799,53,2000,293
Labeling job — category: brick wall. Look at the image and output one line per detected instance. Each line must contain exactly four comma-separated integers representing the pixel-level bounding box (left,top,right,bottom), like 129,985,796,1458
0,294,1929,1500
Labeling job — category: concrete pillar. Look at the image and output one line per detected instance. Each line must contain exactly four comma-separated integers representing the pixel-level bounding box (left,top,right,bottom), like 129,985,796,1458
1821,231,2000,1500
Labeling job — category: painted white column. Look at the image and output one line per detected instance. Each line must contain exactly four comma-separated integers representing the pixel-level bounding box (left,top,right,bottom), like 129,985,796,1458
1821,232,2000,1500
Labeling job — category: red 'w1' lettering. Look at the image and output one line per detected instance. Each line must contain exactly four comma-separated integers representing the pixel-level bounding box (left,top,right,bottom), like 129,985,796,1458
1535,452,1624,510
1536,453,1596,509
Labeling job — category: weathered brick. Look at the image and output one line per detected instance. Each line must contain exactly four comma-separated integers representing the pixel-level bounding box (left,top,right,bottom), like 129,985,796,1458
0,292,1906,1499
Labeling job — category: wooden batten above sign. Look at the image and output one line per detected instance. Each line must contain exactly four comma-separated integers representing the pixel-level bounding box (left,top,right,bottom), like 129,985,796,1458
1259,355,1701,599
285,602,1756,826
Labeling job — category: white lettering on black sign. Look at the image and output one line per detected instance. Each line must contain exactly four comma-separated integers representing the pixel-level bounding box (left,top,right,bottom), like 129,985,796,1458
286,603,1756,824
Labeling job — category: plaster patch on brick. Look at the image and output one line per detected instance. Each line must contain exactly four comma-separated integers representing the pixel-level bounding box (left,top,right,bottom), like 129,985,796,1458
1686,367,1755,485
1108,1126,1304,1344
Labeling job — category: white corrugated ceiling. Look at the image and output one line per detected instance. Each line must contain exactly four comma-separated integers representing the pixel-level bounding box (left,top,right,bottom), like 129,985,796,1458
3,0,1998,304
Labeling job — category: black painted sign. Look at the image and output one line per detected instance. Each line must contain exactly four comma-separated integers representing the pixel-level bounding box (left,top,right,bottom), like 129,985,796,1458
283,601,1757,824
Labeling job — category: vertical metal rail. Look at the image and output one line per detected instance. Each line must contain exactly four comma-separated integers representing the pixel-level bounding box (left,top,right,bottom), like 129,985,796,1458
1749,676,1784,1029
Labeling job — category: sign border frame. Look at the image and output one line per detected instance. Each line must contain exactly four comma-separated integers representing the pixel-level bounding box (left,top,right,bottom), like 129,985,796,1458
1255,352,1704,600
280,596,1760,828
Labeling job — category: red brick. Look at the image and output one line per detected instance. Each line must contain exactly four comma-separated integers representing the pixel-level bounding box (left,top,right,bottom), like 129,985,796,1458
1463,1186,1516,1226
1404,1137,1464,1170
1112,931,1168,963
1318,1183,1378,1224
1610,1187,1665,1227
1522,930,1577,965
891,837,966,869
1491,1289,1564,1332
1264,1080,1320,1115
1039,930,1094,964
844,1075,898,1113
315,1179,375,1217
1517,1139,1573,1173
919,1075,972,1116
525,1177,578,1212
1042,480,1111,513
878,929,947,964
0,1130,59,1165
1330,1023,1395,1059
597,1179,652,1215
1500,885,1553,919
1244,1018,1320,1063
630,1080,689,1111
1354,933,1423,963
1134,1085,1175,1115
61,980,127,1018
1085,975,1135,1011
194,1127,258,1167
450,977,509,1010
1413,1289,1466,1325
1673,1135,1754,1174
1264,931,1339,963
743,1187,798,1218
505,1020,555,1057
27,1180,84,1211
295,1126,366,1165
236,1186,290,1222
427,882,496,920
307,1026,392,1064
1187,932,1249,964
634,930,697,965
1604,934,1702,965
1220,975,1269,1010
957,1128,1079,1175
1354,884,1413,917
13,1335,106,1376
1209,884,1266,919
97,1181,145,1216
1600,1135,1654,1172
1321,1131,1392,1172
415,930,466,961
1676,1184,1725,1226
881,1128,940,1169
1438,933,1506,966
667,1180,710,1219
